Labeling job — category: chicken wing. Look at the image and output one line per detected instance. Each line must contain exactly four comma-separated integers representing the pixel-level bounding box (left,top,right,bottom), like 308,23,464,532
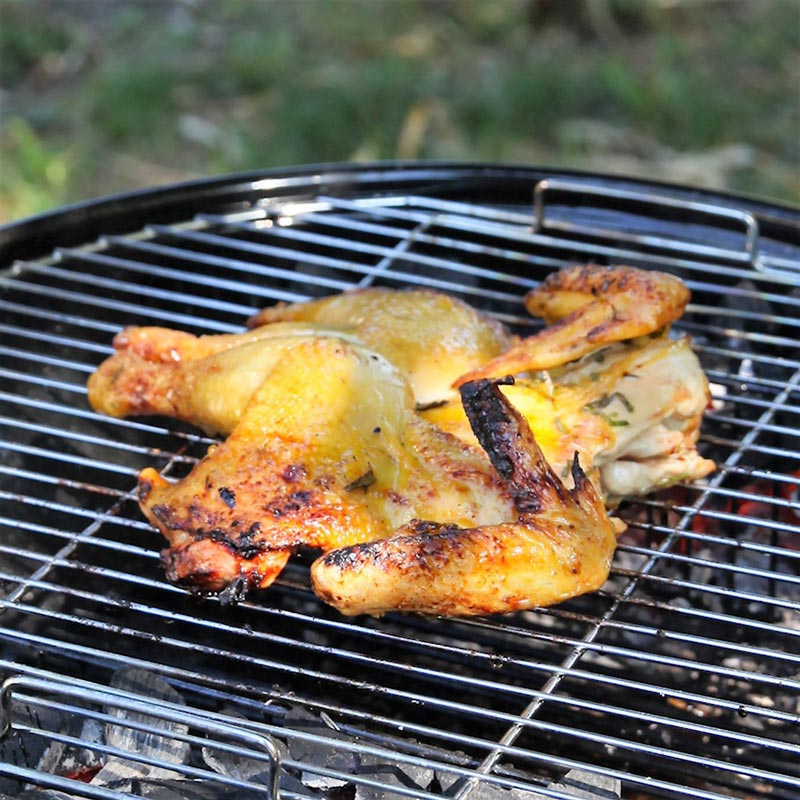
312,377,619,617
456,264,689,383
137,337,518,597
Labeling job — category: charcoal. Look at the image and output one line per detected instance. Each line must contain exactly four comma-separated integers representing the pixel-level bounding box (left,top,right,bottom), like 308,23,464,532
0,733,46,795
0,702,74,795
34,740,104,781
545,768,621,799
33,716,105,784
302,755,359,790
285,706,359,788
354,753,434,799
104,668,190,768
433,767,461,794
14,792,80,800
92,757,186,787
278,772,315,796
434,775,547,799
432,768,620,800
472,785,542,799
97,777,262,799
729,538,774,620
203,733,308,797
201,745,274,785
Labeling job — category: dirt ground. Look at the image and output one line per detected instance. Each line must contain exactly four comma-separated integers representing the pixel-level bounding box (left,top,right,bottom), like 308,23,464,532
1,0,798,221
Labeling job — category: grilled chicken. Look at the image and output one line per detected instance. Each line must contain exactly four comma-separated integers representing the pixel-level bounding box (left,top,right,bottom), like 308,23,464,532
138,335,618,613
312,378,619,616
136,337,521,596
87,264,713,614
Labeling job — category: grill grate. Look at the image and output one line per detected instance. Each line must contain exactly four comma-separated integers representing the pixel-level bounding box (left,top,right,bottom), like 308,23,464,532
1,166,799,799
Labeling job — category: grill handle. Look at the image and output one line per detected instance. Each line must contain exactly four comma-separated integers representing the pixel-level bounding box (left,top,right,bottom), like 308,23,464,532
534,178,762,266
0,674,282,799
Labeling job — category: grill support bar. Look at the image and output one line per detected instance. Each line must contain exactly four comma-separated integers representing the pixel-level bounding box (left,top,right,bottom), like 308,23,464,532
0,675,281,798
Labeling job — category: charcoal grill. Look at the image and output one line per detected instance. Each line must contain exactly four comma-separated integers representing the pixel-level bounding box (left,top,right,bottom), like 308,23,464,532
0,162,798,800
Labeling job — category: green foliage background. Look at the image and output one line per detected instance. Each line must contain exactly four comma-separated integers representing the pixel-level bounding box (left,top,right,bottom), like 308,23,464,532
1,0,798,221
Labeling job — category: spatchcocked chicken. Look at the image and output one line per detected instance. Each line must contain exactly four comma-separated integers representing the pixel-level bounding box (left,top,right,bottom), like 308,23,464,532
87,265,714,615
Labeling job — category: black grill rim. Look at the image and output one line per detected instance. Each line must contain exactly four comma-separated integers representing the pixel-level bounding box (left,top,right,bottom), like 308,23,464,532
2,160,799,265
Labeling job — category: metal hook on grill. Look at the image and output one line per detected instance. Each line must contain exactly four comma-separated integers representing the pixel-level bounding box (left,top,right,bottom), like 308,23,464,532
533,178,762,267
0,674,282,799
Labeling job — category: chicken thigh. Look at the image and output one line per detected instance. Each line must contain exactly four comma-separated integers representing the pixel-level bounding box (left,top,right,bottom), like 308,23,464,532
137,337,521,597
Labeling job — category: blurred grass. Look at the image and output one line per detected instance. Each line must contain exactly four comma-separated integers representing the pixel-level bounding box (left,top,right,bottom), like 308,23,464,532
1,0,798,222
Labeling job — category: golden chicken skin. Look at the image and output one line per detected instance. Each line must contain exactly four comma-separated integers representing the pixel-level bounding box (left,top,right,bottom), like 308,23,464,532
88,324,360,436
248,287,514,405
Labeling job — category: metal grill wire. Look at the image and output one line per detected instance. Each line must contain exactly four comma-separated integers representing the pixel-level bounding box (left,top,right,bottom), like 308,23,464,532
1,182,799,800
